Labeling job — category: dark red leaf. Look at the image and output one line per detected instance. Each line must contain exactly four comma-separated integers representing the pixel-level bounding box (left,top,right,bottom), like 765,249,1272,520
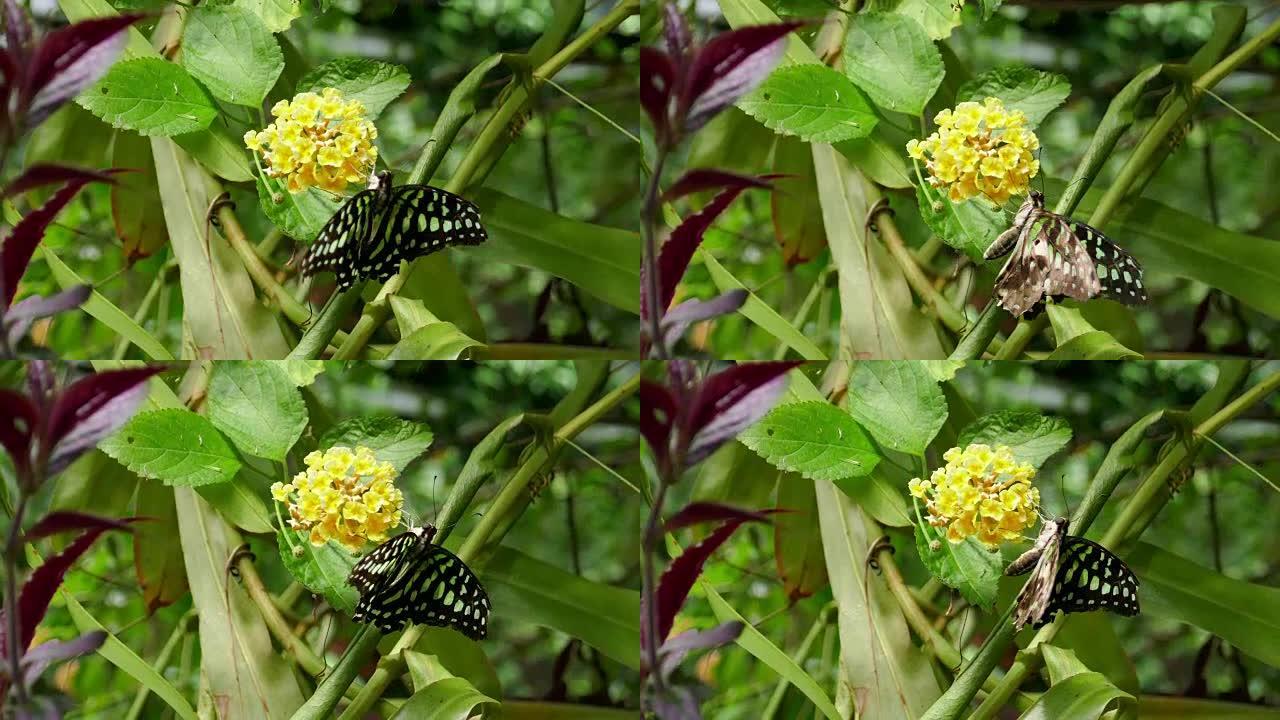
648,516,766,646
662,2,692,62
656,621,743,679
3,164,122,199
0,388,38,477
20,630,106,686
45,366,165,475
639,47,675,139
658,290,747,353
3,0,32,61
642,184,759,320
665,501,777,531
21,13,145,128
1,174,111,307
2,522,135,654
661,169,773,205
640,379,677,469
23,511,135,542
685,361,801,465
5,285,91,347
679,22,803,133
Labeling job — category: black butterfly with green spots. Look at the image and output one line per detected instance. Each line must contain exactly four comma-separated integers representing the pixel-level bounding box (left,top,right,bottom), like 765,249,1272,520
985,191,1148,318
301,171,487,290
1006,517,1140,630
348,525,490,639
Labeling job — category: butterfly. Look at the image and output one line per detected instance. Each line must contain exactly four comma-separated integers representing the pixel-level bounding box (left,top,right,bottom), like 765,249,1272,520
301,170,487,290
985,190,1147,318
1006,517,1139,630
348,524,490,639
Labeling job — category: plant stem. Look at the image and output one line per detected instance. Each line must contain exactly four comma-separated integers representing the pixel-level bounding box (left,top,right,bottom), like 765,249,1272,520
235,555,327,675
125,610,195,720
641,476,670,698
288,625,382,720
4,491,28,704
642,147,670,359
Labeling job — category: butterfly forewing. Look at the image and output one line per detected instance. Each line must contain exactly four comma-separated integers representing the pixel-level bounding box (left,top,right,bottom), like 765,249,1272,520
1041,217,1102,303
349,527,490,640
1009,518,1066,630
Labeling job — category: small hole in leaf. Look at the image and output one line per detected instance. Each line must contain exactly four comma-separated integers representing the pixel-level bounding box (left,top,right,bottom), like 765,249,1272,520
101,87,109,94
126,435,135,444
766,428,774,436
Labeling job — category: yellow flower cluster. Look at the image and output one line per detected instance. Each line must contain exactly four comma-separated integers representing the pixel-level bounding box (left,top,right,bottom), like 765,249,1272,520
906,97,1040,205
908,444,1040,548
271,446,403,551
244,88,378,194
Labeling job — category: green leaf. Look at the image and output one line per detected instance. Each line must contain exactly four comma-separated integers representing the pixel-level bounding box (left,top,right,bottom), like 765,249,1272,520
833,469,913,528
388,322,484,360
234,0,300,32
703,582,841,720
256,173,341,245
739,64,877,143
914,518,1001,608
79,58,217,136
483,546,638,669
195,475,274,533
700,251,828,360
918,181,1008,261
770,136,828,265
62,593,197,720
100,408,241,486
297,58,411,118
957,65,1071,128
834,129,914,189
111,130,166,261
181,5,283,106
1046,317,1142,360
774,473,829,600
208,362,308,461
846,361,948,456
1127,542,1280,667
319,416,434,472
891,0,961,40
279,360,327,386
390,677,497,720
842,13,944,115
957,410,1072,467
470,188,639,314
173,124,255,182
1040,644,1092,684
277,526,359,613
134,482,188,613
1018,671,1133,720
739,400,880,481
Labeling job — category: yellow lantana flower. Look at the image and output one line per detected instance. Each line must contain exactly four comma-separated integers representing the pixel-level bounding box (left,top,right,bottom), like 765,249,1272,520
908,443,1040,549
907,97,1040,206
270,445,404,551
244,87,379,194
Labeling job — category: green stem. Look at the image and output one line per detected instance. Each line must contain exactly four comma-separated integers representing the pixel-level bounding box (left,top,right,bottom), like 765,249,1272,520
949,300,1001,360
125,610,195,720
288,625,382,720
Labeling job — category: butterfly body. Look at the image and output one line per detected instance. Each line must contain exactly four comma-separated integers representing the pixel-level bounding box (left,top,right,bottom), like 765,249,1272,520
986,191,1147,318
1007,517,1140,630
348,525,490,639
302,171,487,290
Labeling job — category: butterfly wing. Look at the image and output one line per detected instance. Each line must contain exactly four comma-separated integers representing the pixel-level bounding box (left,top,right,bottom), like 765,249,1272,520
347,530,417,595
350,536,490,639
301,188,381,290
1034,535,1139,627
993,219,1052,318
1073,221,1148,305
1040,216,1103,303
356,185,488,284
1011,519,1066,630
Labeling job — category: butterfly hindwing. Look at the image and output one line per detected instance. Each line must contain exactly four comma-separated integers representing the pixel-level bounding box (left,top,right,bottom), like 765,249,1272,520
1042,217,1102,303
993,220,1051,318
349,527,490,640
301,188,380,290
1009,518,1066,630
1038,535,1140,625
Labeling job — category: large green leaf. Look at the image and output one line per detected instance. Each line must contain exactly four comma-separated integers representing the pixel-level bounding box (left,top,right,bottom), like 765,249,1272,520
277,526,359,613
700,251,827,360
181,5,283,106
134,482,188,613
390,677,497,720
235,0,300,32
79,58,217,136
703,582,841,720
195,474,275,533
842,12,944,115
208,362,308,461
470,188,638,313
318,415,434,473
956,65,1071,128
771,135,829,265
917,181,1008,261
1127,541,1280,667
256,173,341,245
111,130,167,261
175,487,305,717
914,518,1001,608
957,410,1072,467
482,546,638,669
99,408,241,486
296,58,411,118
739,64,877,143
846,361,948,456
62,593,197,720
815,480,940,718
1018,671,1133,720
739,400,880,481
774,473,829,600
